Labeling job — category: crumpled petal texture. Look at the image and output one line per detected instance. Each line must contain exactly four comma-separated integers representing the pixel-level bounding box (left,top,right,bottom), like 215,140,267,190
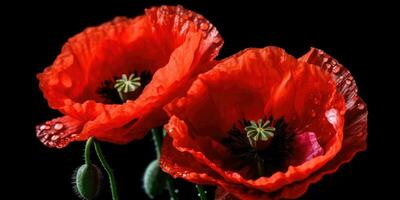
161,46,366,199
37,5,223,147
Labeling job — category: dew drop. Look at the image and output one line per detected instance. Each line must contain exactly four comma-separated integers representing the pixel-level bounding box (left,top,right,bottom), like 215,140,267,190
332,65,341,74
313,97,320,105
325,108,338,128
40,125,47,130
356,131,364,137
54,123,64,130
201,31,207,38
345,79,352,85
199,22,209,31
58,132,66,138
325,63,332,69
174,189,179,194
51,135,60,141
311,110,316,118
357,103,365,110
213,36,222,44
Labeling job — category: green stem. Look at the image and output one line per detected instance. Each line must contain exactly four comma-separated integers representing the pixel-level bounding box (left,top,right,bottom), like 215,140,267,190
151,128,178,200
196,185,207,200
117,91,127,103
256,156,265,177
93,140,119,200
166,177,178,200
151,128,163,159
84,137,94,165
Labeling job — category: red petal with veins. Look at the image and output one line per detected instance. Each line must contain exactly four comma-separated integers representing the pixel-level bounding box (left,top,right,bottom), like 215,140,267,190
36,5,223,147
289,132,324,166
263,48,368,199
162,47,347,198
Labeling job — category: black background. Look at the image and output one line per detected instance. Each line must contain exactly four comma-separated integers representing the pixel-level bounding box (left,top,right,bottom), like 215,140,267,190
7,0,396,199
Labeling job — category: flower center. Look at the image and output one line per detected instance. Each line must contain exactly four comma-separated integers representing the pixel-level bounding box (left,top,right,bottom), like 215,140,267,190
114,73,141,102
244,119,275,150
221,117,295,179
97,70,152,104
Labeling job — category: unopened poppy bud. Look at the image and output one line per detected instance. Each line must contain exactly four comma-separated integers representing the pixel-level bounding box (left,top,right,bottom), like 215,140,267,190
74,164,102,200
143,160,167,199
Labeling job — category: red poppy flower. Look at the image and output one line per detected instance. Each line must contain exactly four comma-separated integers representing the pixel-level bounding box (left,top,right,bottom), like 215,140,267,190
160,47,367,199
35,5,223,148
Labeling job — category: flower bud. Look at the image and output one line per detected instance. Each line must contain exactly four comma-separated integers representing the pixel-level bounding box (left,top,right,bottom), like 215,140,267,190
143,160,167,199
74,164,101,199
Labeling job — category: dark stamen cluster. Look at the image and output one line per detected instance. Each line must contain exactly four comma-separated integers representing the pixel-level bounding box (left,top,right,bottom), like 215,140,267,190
221,117,295,179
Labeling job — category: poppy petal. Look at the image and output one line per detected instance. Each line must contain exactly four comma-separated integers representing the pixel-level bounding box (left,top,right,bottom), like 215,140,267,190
289,131,325,166
160,135,223,185
217,48,368,199
35,116,84,148
161,132,263,200
37,5,223,146
261,48,369,199
164,47,346,193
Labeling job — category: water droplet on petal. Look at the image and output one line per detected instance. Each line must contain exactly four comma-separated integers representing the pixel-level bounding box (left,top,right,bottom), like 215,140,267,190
325,63,332,69
311,110,316,117
332,65,341,74
345,79,352,85
357,103,365,110
39,125,47,130
325,108,338,128
213,36,223,44
313,97,320,105
199,22,209,31
51,135,60,141
54,123,64,130
201,31,207,38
